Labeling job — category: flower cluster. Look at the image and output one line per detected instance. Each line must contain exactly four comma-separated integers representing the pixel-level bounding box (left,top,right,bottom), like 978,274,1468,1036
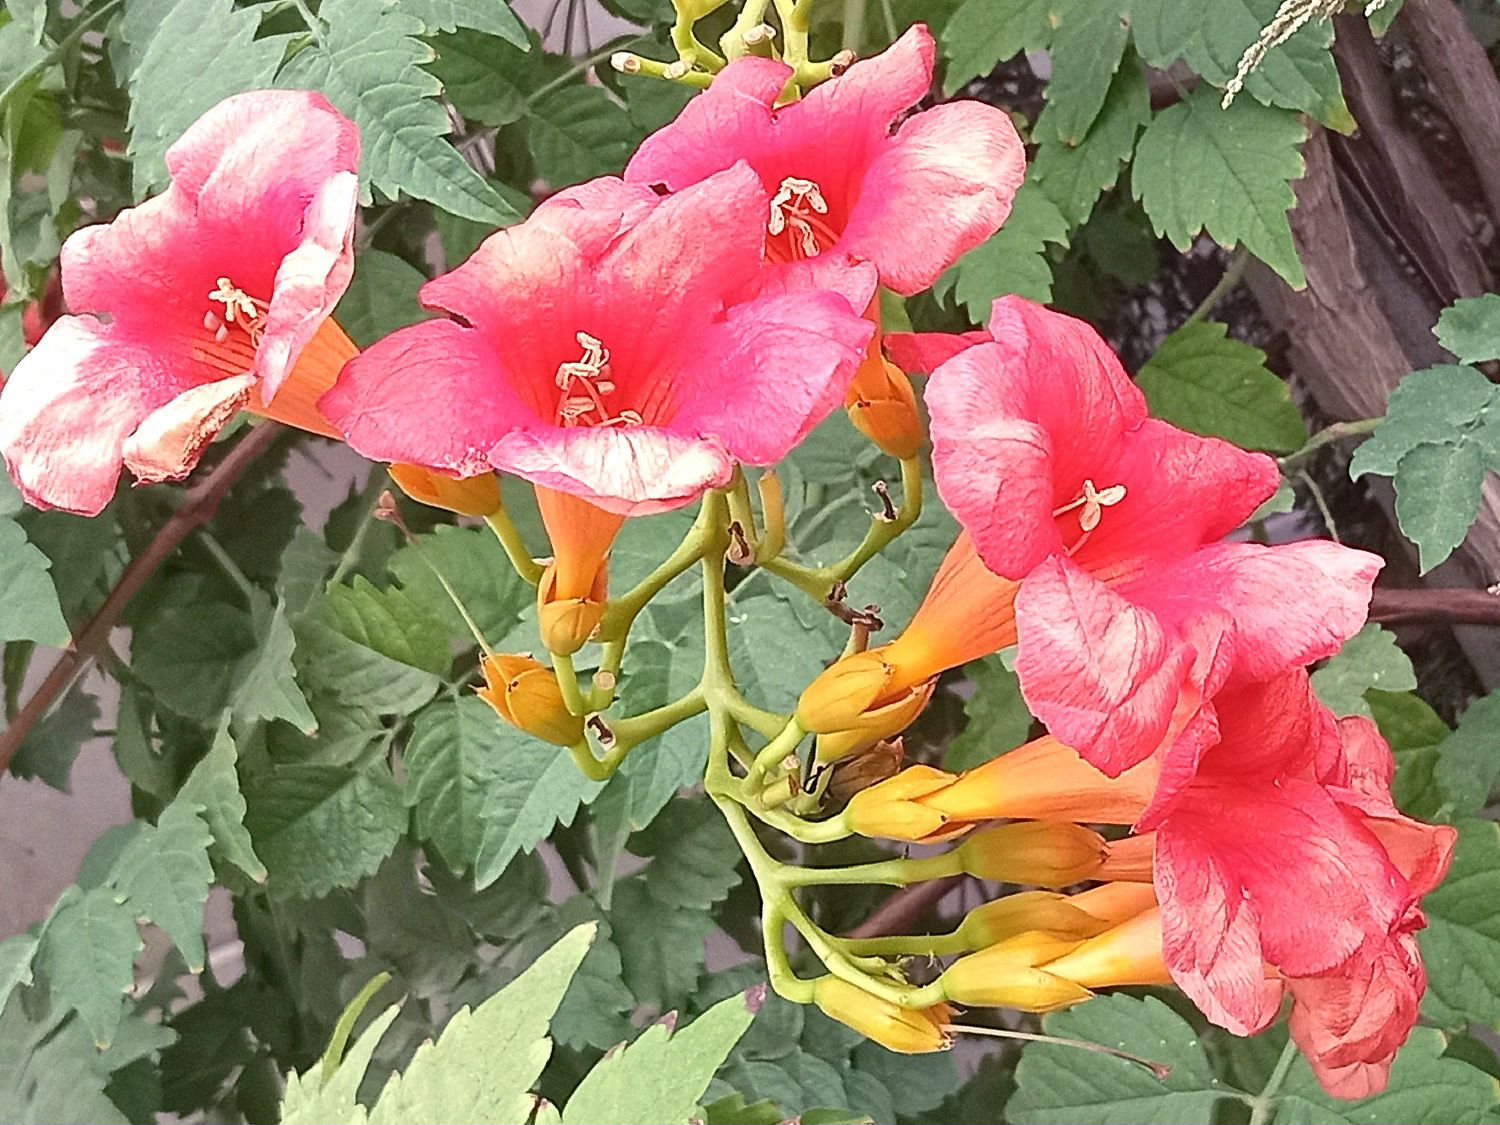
0,22,1450,1101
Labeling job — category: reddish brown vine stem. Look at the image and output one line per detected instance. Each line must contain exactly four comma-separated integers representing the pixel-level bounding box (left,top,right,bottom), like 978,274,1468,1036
0,421,284,776
846,875,965,939
1370,587,1500,626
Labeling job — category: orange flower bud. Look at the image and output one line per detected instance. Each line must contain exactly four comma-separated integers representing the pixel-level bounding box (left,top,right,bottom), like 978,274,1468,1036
955,890,1113,950
957,822,1107,888
797,646,934,764
537,561,607,656
939,932,1094,1012
844,764,969,843
1069,882,1159,926
1042,907,1173,989
1097,833,1155,883
812,977,955,1054
477,653,584,746
387,464,502,516
846,355,923,460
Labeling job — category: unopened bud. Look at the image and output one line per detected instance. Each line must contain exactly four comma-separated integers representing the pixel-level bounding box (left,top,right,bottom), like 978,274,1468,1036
1069,881,1158,926
957,822,1107,888
1041,908,1172,989
846,356,922,460
477,654,584,746
1097,833,1155,883
844,762,963,842
537,561,607,656
797,646,934,764
611,52,642,74
940,932,1093,1012
812,977,954,1054
956,890,1112,950
388,464,502,516
827,738,906,806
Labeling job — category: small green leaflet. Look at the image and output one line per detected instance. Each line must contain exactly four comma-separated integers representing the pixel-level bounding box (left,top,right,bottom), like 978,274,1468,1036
1435,293,1500,365
946,655,1032,770
0,516,69,645
336,249,428,348
940,0,1058,94
33,886,141,1049
1310,623,1417,718
936,179,1071,316
177,723,266,882
526,85,637,189
1350,365,1500,572
561,992,758,1124
1429,691,1500,821
278,0,517,224
1136,319,1308,452
1039,1,1130,147
1422,818,1500,1029
1132,85,1307,288
109,798,215,971
1033,57,1151,225
396,0,528,44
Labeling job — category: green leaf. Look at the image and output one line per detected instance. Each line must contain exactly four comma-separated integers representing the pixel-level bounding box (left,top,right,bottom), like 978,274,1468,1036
324,578,453,675
1351,365,1500,478
1136,319,1308,452
0,992,129,1125
0,516,68,645
1422,818,1500,1028
562,992,758,1124
1033,57,1151,225
281,1002,402,1125
131,585,256,722
1132,85,1307,288
1430,691,1500,820
631,798,743,911
946,655,1032,770
1130,0,1350,129
0,933,37,1015
1370,690,1450,821
177,722,266,882
406,695,535,875
1395,440,1488,572
1310,623,1416,718
608,878,713,1010
398,0,527,44
108,799,214,971
126,0,288,192
1435,293,1500,365
336,249,428,348
940,0,1058,93
386,524,533,644
279,0,517,223
243,762,407,899
1271,1028,1498,1123
936,179,1070,316
8,687,97,792
1007,994,1225,1123
1040,1,1129,146
34,886,142,1049
428,28,538,127
233,601,318,734
524,84,636,189
366,924,596,1123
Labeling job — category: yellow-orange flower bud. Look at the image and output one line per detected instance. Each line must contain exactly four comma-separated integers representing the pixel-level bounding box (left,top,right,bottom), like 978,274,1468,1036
939,932,1094,1012
476,653,583,747
1097,833,1155,883
844,764,969,843
797,646,934,763
957,822,1107,888
1042,907,1173,989
846,356,923,460
955,890,1113,950
812,977,955,1054
537,561,607,656
387,464,502,516
1069,882,1159,926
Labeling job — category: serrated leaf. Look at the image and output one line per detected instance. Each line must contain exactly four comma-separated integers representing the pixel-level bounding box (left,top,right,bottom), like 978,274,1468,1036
0,516,68,645
386,524,533,644
233,600,318,733
1033,57,1151,225
34,886,142,1049
108,799,214,970
1130,0,1350,128
243,762,406,899
1394,439,1486,572
1351,365,1500,478
127,0,288,192
0,992,129,1125
367,924,596,1124
525,84,635,188
946,655,1032,770
281,1003,401,1125
1007,995,1224,1123
1041,1,1129,145
563,992,758,1124
1132,85,1307,288
631,798,743,911
405,695,534,875
324,578,452,675
178,722,266,881
609,878,713,1010
1430,691,1500,821
1136,319,1308,452
398,0,527,43
336,248,428,348
936,179,1070,316
428,28,541,127
1422,818,1500,1028
0,934,37,1015
472,719,605,887
1370,690,1450,821
132,586,256,722
279,0,516,223
940,0,1058,93
7,687,97,792
1435,293,1500,365
1311,623,1417,718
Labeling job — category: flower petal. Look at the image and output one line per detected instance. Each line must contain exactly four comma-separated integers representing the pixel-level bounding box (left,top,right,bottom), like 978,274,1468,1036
122,373,256,484
883,329,987,374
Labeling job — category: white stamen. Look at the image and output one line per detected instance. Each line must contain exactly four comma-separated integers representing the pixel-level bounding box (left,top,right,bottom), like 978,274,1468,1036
768,176,831,259
1053,479,1127,534
207,277,269,345
552,332,641,429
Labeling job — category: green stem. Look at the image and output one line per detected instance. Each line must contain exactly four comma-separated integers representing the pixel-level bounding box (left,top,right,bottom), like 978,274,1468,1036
551,652,589,716
566,739,615,783
0,0,124,121
483,507,543,586
1247,1040,1299,1125
744,717,807,792
330,467,388,585
842,931,971,958
610,687,707,748
1277,417,1381,473
197,532,258,610
1185,245,1249,325
778,850,959,888
720,0,773,58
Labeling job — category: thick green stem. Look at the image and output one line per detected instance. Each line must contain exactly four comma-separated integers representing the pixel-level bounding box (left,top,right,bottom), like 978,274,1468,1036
551,652,589,717
842,930,971,958
610,688,707,748
779,850,960,888
484,507,543,586
1277,417,1382,473
1248,1040,1299,1124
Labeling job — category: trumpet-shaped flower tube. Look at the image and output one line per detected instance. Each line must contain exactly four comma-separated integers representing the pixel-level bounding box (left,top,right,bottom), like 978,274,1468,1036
0,90,361,515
